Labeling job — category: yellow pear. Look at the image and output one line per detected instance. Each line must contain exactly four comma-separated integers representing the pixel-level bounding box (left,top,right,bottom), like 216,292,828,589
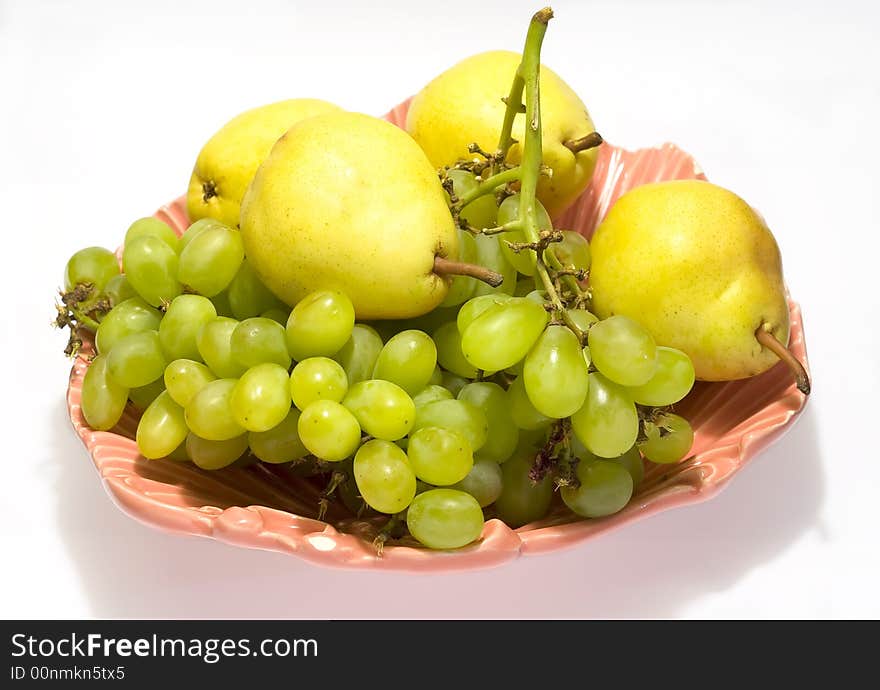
590,180,808,391
240,111,464,320
406,50,599,219
186,98,340,228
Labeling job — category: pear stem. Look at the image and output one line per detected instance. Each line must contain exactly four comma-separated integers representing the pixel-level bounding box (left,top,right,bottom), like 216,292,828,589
433,256,504,288
755,326,811,395
563,132,604,154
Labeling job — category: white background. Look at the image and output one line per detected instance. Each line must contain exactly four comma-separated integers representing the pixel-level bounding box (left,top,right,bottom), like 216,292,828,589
2,0,878,619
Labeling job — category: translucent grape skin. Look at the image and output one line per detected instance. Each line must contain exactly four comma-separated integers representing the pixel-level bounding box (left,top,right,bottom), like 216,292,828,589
297,400,362,462
353,439,417,514
64,246,120,292
461,297,548,372
523,324,590,419
439,229,479,307
588,315,657,387
331,324,384,386
411,398,488,452
573,441,645,488
179,218,222,253
290,357,349,410
561,459,633,518
446,168,499,231
106,330,167,388
545,230,591,272
407,427,473,486
496,193,553,276
457,382,518,463
441,372,468,398
627,346,695,407
248,408,308,464
286,290,355,361
406,489,484,550
186,432,249,470
104,274,137,306
136,390,188,459
473,233,517,297
81,354,128,431
571,373,639,458
342,380,415,441
494,442,555,528
196,317,248,379
129,377,166,410
184,378,245,441
456,294,513,335
177,223,244,297
158,294,217,362
230,363,292,432
412,384,453,408
372,329,437,395
95,297,162,355
450,458,503,507
122,234,182,307
227,259,285,319
124,217,180,253
507,376,553,431
230,317,291,369
164,359,216,407
639,413,695,464
432,321,478,379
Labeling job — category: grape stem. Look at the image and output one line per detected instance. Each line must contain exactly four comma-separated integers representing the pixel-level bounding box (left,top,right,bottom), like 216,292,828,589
755,325,811,395
453,166,522,211
433,255,504,287
465,219,523,236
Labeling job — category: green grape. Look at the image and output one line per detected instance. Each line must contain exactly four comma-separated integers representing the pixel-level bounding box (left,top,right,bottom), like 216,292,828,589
514,278,536,297
407,489,483,549
496,193,553,276
523,325,590,419
164,359,216,407
524,289,547,306
412,384,453,408
261,308,289,325
494,442,554,527
331,324,383,386
210,289,235,318
286,290,355,361
227,259,285,319
81,354,128,431
439,229,479,307
456,293,513,335
297,399,361,462
566,308,599,331
158,294,217,362
457,382,518,463
372,329,437,395
184,378,245,441
136,390,188,459
461,298,548,371
177,223,244,296
230,363,291,432
186,432,249,470
248,408,308,464
441,371,468,397
639,413,694,464
104,274,136,306
64,246,120,292
545,230,591,272
179,218,222,253
342,380,415,441
129,377,166,410
124,217,179,253
196,317,248,378
428,365,443,386
507,376,552,430
588,315,657,387
473,233,517,296
412,398,487,452
561,459,633,518
106,330,166,388
290,357,348,410
571,373,639,458
122,235,182,307
611,446,645,487
450,458,503,507
95,297,162,354
166,441,189,462
230,317,291,369
446,169,499,231
432,322,479,379
353,440,417,514
627,346,695,407
407,427,473,485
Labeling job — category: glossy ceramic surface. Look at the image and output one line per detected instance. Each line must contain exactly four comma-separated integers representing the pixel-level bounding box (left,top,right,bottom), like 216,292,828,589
65,100,810,571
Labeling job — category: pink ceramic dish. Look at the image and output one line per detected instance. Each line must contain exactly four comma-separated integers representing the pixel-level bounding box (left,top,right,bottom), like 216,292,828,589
65,101,810,572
